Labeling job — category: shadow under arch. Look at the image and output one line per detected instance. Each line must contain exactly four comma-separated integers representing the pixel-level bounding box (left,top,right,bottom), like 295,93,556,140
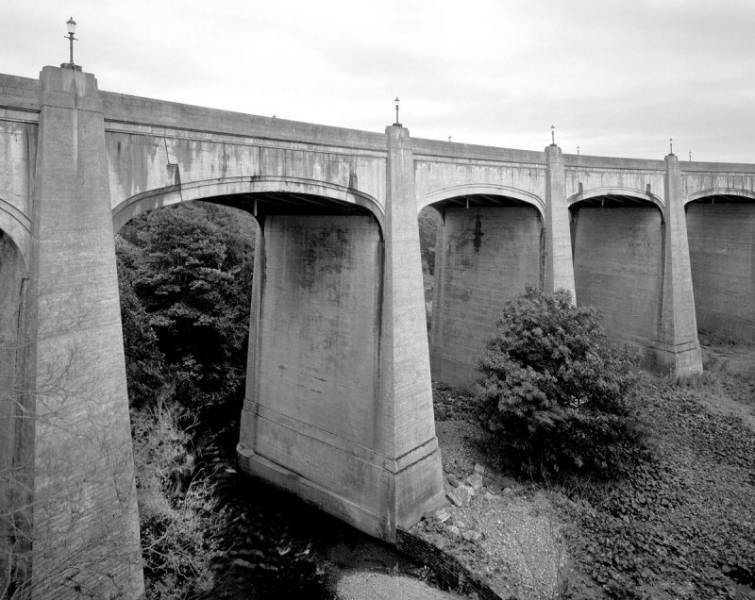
569,187,665,348
112,176,385,235
420,183,545,217
685,187,755,206
568,186,665,213
685,188,755,343
419,185,544,389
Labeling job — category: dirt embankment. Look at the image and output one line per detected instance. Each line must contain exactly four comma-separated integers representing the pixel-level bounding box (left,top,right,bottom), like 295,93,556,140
405,343,755,600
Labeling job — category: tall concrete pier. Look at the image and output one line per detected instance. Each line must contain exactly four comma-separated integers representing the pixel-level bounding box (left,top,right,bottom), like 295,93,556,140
1,64,754,596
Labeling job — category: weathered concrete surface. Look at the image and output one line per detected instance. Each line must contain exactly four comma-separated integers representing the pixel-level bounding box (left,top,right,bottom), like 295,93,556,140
239,126,445,540
20,67,143,599
239,214,389,534
654,155,702,376
564,154,666,202
102,91,388,228
572,205,663,346
687,201,755,342
571,155,702,376
544,145,576,298
430,206,542,388
414,140,546,211
382,126,445,532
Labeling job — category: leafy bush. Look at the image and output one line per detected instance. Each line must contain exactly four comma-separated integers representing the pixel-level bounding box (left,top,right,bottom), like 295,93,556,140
475,287,645,477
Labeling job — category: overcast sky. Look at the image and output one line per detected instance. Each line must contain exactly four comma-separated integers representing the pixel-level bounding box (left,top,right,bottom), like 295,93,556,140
4,1,755,162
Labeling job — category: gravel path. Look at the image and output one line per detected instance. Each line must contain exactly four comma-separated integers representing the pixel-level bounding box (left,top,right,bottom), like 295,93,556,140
335,571,465,600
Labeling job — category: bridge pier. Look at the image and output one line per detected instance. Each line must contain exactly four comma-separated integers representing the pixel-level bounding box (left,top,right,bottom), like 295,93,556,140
237,125,445,541
6,66,144,599
544,144,577,298
570,153,702,378
650,154,702,376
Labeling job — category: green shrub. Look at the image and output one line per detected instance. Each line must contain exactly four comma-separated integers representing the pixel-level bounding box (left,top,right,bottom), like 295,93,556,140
475,287,645,478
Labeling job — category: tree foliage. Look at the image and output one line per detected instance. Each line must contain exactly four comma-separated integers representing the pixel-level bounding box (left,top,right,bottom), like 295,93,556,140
116,201,256,598
418,208,440,275
476,286,645,478
118,202,255,416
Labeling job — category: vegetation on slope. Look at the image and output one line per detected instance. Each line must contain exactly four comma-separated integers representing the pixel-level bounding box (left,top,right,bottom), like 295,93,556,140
558,369,755,599
117,202,256,597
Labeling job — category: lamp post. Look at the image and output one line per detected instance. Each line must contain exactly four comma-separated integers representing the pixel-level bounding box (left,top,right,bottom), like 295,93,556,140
61,17,81,71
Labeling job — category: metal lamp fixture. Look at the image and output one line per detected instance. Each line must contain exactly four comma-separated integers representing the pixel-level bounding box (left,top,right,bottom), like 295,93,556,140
62,17,81,71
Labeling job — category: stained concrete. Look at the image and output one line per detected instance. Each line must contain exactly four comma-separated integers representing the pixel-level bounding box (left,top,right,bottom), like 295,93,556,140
687,201,755,342
239,126,445,542
244,214,385,521
430,206,542,388
572,205,663,345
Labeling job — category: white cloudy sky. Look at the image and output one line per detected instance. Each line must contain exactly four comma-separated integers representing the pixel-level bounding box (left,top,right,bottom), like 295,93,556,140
3,0,755,162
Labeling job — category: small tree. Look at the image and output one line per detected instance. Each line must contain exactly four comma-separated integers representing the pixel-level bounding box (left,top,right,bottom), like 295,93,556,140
476,287,644,478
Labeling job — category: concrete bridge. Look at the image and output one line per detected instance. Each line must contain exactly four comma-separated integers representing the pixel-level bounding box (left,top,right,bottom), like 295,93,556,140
1,66,754,598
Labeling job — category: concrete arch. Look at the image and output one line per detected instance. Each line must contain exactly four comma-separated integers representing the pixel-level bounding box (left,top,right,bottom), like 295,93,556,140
420,183,545,218
685,187,755,205
0,198,31,264
112,175,385,234
568,186,664,212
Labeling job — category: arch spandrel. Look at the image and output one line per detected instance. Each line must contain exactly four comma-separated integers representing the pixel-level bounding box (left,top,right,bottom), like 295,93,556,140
419,183,545,217
111,175,385,234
